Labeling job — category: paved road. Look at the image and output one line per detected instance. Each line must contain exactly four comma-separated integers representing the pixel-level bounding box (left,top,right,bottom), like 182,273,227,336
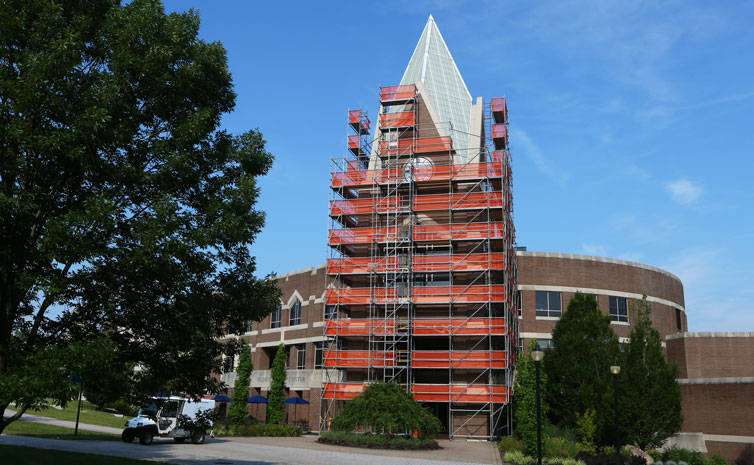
0,434,502,465
3,409,123,435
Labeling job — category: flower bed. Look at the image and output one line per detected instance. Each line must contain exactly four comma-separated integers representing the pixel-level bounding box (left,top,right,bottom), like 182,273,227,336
318,431,440,450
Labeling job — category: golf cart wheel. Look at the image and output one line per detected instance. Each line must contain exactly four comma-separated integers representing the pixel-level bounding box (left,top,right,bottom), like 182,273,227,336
121,429,135,443
139,432,154,445
173,437,186,443
191,432,205,444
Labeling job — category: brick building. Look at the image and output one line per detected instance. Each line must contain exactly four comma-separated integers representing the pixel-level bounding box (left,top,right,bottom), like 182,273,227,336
219,14,751,462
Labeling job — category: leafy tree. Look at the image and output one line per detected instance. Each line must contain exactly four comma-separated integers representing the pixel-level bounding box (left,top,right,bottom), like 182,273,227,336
0,0,280,434
332,382,441,436
81,358,135,410
618,296,682,450
229,339,253,426
267,343,287,424
543,292,618,444
514,341,549,456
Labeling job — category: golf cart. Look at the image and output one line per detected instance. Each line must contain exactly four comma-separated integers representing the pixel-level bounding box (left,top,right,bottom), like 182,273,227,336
122,396,215,445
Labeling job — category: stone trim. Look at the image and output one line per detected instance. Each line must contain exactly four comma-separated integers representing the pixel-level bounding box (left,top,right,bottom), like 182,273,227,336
517,251,681,282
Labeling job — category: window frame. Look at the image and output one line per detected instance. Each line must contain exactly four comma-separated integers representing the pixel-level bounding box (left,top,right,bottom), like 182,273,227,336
535,291,562,318
609,296,629,323
289,299,302,326
271,304,282,329
296,344,306,370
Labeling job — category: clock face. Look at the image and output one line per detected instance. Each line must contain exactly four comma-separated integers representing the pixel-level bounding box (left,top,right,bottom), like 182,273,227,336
403,157,433,182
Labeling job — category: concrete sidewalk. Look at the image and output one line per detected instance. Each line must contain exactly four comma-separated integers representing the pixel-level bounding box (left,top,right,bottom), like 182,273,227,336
0,433,502,465
3,409,123,435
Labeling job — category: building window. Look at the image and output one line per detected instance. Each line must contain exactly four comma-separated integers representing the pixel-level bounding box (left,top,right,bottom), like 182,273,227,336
516,290,522,318
271,304,281,329
676,308,682,332
296,345,306,369
535,338,554,349
325,305,337,320
315,341,326,369
289,299,301,326
244,320,253,333
609,296,628,322
535,291,561,318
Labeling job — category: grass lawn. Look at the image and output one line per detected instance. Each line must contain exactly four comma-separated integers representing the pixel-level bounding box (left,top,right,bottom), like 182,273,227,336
0,445,158,465
16,401,129,428
4,420,120,441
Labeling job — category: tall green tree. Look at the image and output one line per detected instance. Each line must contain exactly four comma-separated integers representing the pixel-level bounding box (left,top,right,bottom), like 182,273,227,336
618,297,683,450
229,340,253,426
0,0,280,434
543,292,619,444
332,382,441,436
514,341,549,456
267,343,287,424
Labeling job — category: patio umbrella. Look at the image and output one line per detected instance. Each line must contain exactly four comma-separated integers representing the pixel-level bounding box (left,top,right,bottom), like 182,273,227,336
247,395,268,420
283,397,309,426
214,395,232,403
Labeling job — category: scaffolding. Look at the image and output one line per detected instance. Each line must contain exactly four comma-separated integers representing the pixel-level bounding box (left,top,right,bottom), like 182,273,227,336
322,88,518,440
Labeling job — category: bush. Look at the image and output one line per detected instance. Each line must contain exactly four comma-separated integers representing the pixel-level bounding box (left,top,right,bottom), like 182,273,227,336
318,431,440,450
331,383,441,436
500,436,526,454
545,436,588,458
574,451,627,465
504,450,586,465
544,424,580,443
214,423,302,437
648,450,663,462
662,446,705,465
708,454,727,465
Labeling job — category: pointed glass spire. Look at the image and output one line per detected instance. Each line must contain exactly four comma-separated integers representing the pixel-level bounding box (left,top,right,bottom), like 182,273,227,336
400,15,473,154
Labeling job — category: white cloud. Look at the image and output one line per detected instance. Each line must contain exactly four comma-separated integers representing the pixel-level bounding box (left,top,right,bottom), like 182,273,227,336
510,128,570,185
665,178,702,205
581,243,606,256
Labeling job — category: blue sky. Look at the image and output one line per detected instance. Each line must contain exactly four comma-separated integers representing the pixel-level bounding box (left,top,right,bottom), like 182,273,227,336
162,0,754,332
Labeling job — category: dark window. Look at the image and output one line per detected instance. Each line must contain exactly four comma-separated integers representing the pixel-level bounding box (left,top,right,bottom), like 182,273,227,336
609,296,628,322
535,291,561,318
676,308,682,332
289,299,301,326
296,345,306,369
315,342,326,369
325,305,337,320
245,320,253,333
271,304,281,329
516,290,522,317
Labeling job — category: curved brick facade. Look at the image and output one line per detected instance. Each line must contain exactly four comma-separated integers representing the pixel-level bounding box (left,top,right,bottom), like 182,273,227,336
517,251,687,345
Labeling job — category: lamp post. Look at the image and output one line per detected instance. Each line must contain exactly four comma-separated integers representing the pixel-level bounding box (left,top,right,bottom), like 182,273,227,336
610,363,621,453
532,348,545,465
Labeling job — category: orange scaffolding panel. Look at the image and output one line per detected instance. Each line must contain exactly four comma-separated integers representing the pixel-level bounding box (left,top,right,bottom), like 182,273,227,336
380,85,416,102
324,319,397,336
327,253,504,275
413,222,505,241
379,112,415,128
412,253,505,272
411,384,510,403
412,317,506,336
330,160,504,189
323,317,507,336
413,192,504,211
326,285,505,305
330,196,401,216
412,351,508,369
324,350,395,368
323,383,510,403
378,136,453,156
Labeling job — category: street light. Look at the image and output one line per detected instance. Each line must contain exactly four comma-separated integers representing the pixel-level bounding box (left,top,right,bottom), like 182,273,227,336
610,363,621,454
532,348,545,465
